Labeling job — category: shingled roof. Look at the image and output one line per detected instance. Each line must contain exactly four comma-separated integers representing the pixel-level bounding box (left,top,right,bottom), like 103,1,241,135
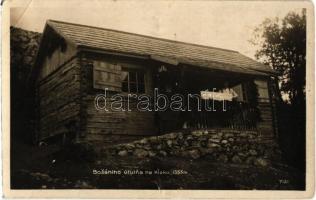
46,20,274,76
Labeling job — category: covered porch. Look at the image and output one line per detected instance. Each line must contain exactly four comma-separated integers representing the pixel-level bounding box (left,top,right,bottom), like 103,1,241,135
152,61,265,134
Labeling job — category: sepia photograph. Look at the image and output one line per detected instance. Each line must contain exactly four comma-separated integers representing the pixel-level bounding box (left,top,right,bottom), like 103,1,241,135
2,0,314,198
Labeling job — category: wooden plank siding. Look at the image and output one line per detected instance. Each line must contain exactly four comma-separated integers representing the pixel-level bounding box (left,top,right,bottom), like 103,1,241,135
79,54,157,143
255,78,276,138
257,101,274,137
38,57,81,140
39,40,77,80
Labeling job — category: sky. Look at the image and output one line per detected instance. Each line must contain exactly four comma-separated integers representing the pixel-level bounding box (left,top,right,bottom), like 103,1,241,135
9,0,306,59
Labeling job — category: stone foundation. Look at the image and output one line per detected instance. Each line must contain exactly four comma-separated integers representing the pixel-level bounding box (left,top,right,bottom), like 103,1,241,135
102,129,282,167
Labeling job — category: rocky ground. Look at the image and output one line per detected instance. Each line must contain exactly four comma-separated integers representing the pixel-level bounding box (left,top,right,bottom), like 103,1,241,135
11,154,305,190
11,130,305,190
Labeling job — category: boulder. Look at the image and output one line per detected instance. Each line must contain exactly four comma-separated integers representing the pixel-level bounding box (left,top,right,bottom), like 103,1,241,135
134,149,148,158
207,143,220,148
186,135,193,140
254,158,269,167
159,151,167,157
125,143,135,150
237,152,247,158
188,149,200,159
167,140,173,147
148,151,156,157
228,138,234,142
249,149,258,156
208,138,220,143
178,133,184,140
192,130,204,137
221,140,228,144
118,150,128,157
135,143,143,148
210,135,221,139
164,132,178,139
139,138,148,144
143,145,151,150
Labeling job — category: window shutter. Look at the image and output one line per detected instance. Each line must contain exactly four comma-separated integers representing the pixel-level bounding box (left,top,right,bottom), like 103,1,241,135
93,61,122,92
254,79,269,102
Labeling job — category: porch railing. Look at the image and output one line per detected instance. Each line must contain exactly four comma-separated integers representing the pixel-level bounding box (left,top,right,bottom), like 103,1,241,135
183,101,258,130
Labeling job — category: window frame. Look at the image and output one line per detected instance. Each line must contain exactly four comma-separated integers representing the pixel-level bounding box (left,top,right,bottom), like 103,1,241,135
121,67,146,94
255,80,269,99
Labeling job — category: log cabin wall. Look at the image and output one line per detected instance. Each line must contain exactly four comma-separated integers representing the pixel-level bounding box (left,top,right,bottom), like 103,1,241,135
37,57,81,141
79,53,157,145
255,78,275,139
36,32,81,142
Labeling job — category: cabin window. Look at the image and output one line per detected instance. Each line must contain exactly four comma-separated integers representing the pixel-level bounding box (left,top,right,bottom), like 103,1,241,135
255,80,269,100
121,68,145,93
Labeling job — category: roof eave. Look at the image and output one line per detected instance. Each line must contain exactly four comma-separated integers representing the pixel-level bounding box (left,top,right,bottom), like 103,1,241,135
77,45,149,60
253,68,279,77
77,45,274,77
